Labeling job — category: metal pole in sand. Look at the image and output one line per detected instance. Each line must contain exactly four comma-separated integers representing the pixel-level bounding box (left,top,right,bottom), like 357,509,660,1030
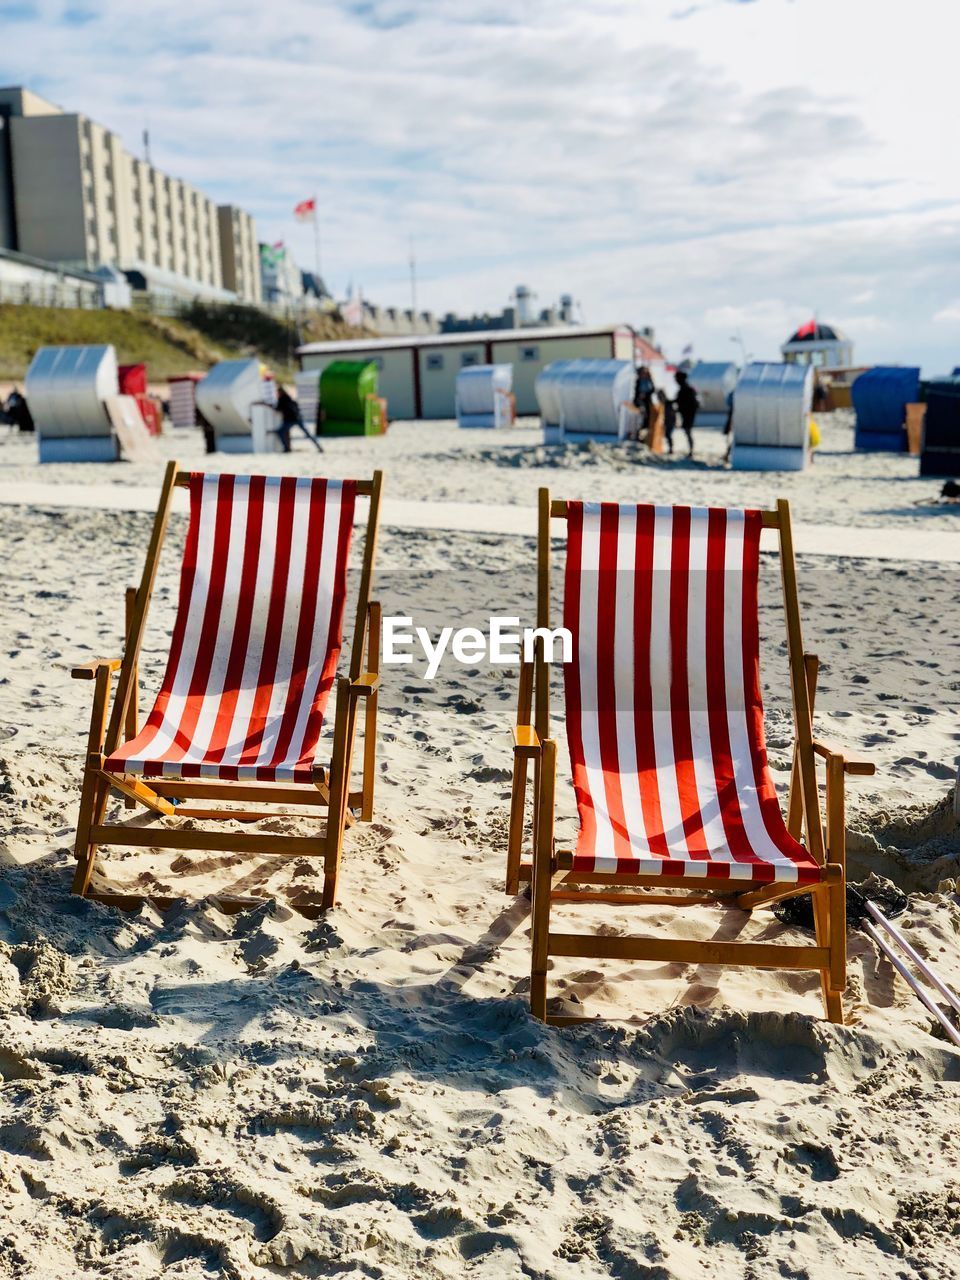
865,901,960,1018
865,921,960,1047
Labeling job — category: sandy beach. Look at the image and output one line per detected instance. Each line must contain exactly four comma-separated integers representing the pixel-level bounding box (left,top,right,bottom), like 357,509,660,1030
2,417,960,1279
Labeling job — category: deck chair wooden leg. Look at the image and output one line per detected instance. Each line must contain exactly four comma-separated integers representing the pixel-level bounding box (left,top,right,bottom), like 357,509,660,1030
73,662,115,895
827,877,846,1010
360,688,378,823
321,678,355,911
506,658,535,895
73,771,110,896
530,739,557,1022
812,885,843,1023
360,601,381,823
787,653,819,840
73,765,101,877
822,754,847,1021
123,586,139,810
506,751,530,896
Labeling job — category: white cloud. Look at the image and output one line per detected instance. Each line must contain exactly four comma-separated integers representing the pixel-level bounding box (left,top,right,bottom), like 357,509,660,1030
0,0,956,370
933,304,960,324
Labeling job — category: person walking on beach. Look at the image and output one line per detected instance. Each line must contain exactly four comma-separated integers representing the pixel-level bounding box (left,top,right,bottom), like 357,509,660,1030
723,389,734,463
674,370,698,457
275,385,303,454
660,390,677,455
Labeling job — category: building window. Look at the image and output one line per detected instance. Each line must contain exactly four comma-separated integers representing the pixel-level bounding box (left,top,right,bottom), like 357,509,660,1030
461,353,479,367
425,354,444,371
520,345,540,362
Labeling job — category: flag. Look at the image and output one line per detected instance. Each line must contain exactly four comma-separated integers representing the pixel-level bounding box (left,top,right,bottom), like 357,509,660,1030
294,197,316,222
796,318,817,339
259,241,286,267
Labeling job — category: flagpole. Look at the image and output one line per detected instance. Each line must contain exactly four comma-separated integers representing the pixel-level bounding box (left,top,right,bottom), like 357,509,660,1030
312,193,322,296
409,236,418,329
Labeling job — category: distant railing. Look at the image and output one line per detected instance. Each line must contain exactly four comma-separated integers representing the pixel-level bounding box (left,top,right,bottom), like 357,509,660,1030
0,273,339,323
0,279,103,309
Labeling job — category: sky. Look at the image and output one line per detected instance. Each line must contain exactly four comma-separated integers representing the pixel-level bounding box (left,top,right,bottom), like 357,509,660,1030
2,0,958,371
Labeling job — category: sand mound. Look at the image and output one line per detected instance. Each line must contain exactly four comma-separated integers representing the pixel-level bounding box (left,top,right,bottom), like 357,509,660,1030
848,791,960,891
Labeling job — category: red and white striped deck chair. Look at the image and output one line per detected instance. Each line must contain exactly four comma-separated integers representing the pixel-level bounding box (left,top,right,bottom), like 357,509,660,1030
71,462,384,916
507,491,874,1024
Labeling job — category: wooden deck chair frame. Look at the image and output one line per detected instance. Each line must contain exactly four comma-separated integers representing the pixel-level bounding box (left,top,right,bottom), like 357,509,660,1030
71,460,384,918
506,490,874,1025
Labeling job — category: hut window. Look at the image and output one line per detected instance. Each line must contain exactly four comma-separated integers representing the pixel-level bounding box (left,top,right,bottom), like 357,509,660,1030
426,354,444,371
461,353,479,367
520,345,540,362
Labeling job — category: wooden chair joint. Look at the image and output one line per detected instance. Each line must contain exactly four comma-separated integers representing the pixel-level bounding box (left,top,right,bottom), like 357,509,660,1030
72,659,121,680
512,725,541,756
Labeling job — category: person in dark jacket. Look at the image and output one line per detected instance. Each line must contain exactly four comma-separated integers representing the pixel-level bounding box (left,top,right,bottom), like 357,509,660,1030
276,386,307,454
4,387,34,433
632,364,655,439
660,390,677,454
673,370,698,457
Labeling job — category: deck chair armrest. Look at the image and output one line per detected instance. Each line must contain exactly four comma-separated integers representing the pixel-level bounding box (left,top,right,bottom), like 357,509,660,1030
349,673,380,698
72,659,122,680
513,724,541,757
812,739,875,776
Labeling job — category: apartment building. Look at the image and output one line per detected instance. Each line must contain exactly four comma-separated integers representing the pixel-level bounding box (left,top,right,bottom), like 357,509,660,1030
218,205,261,304
0,86,260,302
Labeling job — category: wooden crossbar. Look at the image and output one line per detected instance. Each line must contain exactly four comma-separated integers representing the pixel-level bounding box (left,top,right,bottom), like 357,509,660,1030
517,859,823,892
549,890,731,907
90,824,324,857
82,891,323,919
172,473,375,495
548,932,829,969
547,499,781,528
147,779,331,805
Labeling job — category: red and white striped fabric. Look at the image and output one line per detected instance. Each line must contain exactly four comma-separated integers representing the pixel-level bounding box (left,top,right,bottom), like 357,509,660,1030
106,473,356,784
563,502,820,885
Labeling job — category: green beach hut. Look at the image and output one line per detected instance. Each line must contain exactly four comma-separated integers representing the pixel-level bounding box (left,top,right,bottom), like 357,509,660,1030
319,361,387,436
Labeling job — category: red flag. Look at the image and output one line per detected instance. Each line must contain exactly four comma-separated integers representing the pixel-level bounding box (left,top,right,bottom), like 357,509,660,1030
795,318,817,338
294,197,316,221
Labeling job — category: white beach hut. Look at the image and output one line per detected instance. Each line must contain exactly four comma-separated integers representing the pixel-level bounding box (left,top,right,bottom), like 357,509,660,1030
26,344,120,462
730,362,813,471
455,363,514,428
196,359,278,453
535,358,634,444
688,361,738,428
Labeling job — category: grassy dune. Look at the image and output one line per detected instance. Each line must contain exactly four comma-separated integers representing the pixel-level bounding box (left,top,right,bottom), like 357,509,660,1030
0,302,372,382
